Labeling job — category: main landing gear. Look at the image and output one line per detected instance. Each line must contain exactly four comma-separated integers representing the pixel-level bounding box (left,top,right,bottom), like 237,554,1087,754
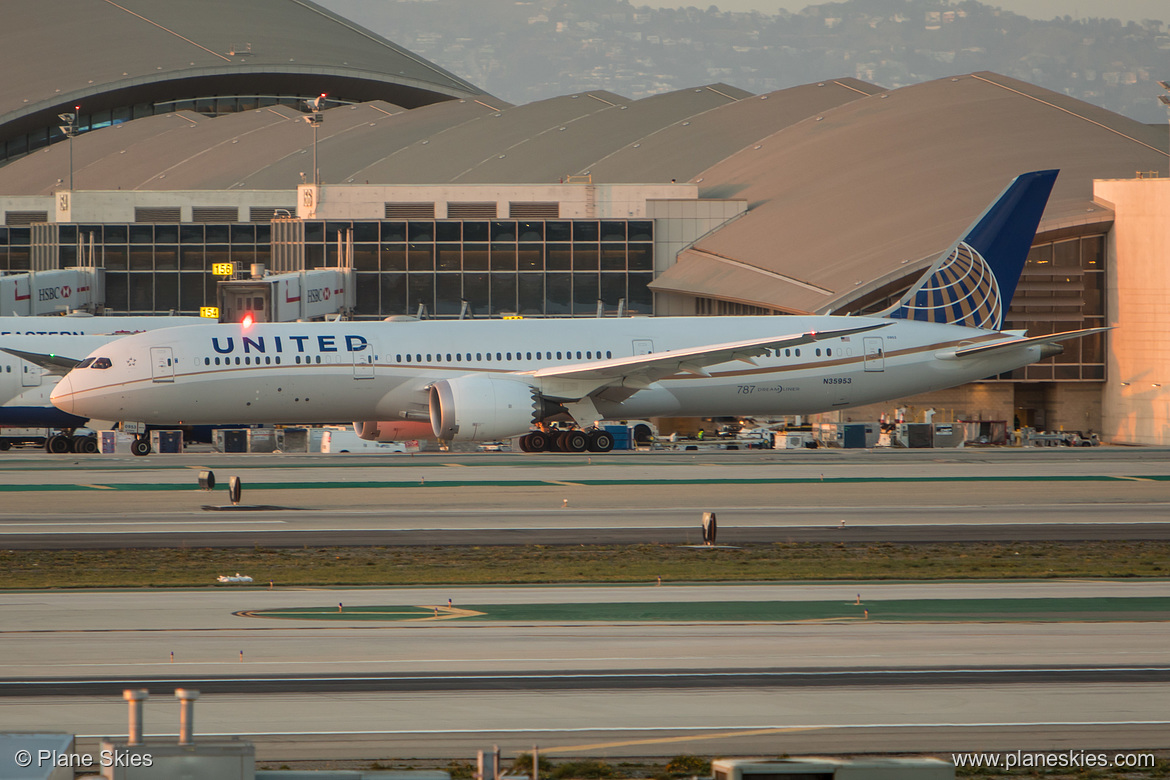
45,430,99,454
518,428,614,453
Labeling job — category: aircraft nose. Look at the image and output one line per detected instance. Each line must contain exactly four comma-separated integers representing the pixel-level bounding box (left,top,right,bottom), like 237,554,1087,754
50,374,74,415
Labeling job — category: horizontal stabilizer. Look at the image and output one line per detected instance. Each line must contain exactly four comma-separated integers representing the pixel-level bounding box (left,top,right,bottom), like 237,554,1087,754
0,347,82,375
948,326,1111,359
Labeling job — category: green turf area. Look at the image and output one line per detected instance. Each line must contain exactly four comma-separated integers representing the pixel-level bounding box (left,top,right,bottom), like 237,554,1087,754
4,541,1169,589
239,597,1170,623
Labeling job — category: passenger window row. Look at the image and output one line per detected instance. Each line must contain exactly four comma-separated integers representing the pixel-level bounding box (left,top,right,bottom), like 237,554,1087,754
203,356,287,366
774,348,832,357
395,350,614,364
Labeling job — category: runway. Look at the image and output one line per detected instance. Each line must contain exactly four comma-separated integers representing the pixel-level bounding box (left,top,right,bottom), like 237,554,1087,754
2,582,1169,759
2,446,1169,548
2,447,1169,761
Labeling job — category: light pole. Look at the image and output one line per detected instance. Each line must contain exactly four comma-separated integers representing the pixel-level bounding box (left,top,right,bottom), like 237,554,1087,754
302,93,326,185
1158,81,1170,176
57,107,78,190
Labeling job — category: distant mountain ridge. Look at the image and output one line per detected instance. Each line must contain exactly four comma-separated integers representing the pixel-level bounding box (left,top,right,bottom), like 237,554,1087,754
321,0,1170,123
650,0,1166,24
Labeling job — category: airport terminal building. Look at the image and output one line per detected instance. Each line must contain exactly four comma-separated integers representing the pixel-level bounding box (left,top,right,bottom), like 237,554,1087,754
0,0,1167,443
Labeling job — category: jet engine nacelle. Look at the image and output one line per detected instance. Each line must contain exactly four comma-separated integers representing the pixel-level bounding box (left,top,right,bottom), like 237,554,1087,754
429,374,544,441
353,420,437,441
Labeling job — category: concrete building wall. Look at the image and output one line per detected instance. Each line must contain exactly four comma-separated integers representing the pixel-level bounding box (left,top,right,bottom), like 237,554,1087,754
300,183,699,220
647,197,747,315
1094,177,1170,445
0,191,294,225
1045,383,1102,434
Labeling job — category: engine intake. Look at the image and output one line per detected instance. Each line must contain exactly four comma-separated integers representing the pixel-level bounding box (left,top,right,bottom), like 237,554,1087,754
429,374,548,441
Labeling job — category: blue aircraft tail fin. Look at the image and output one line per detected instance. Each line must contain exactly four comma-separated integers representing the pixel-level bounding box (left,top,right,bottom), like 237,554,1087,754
881,169,1058,330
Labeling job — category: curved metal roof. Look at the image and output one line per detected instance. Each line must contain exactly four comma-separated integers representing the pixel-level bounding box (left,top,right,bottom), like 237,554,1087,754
584,79,882,184
444,84,755,184
0,0,487,161
652,72,1169,314
0,80,885,192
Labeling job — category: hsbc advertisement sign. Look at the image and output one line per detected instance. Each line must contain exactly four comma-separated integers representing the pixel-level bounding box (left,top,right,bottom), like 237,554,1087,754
305,285,331,304
270,268,350,321
220,268,351,322
37,284,74,303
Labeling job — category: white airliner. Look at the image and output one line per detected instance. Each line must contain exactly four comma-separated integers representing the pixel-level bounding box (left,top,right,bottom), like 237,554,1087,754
0,315,202,451
51,171,1107,453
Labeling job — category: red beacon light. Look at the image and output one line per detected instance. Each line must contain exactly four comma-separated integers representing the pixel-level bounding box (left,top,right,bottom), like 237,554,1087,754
241,312,255,328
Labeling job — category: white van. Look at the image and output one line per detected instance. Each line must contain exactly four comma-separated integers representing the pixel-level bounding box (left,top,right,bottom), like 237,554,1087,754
320,428,420,454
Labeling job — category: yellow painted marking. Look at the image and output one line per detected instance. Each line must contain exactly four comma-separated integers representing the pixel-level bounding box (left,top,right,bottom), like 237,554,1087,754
544,480,585,487
539,726,824,754
1115,476,1153,482
418,606,485,621
238,606,484,622
444,463,468,468
79,484,115,490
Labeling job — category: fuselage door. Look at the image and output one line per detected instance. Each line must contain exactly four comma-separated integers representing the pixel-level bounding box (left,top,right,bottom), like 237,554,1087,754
632,339,654,356
150,346,175,383
21,362,40,388
863,337,885,372
352,341,374,380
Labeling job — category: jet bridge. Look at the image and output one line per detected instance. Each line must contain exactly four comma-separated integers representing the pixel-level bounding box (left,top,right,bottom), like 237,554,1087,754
216,264,354,323
0,268,104,316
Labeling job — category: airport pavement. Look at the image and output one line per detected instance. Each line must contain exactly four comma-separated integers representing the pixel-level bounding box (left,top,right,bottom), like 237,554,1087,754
2,583,1169,758
28,685,1170,760
2,447,1169,547
2,448,1169,760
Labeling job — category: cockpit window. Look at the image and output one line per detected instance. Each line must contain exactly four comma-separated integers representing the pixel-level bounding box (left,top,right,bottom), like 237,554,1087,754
91,357,113,369
75,357,95,369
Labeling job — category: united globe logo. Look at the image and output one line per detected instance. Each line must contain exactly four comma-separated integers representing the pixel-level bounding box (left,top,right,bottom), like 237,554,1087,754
898,242,1002,330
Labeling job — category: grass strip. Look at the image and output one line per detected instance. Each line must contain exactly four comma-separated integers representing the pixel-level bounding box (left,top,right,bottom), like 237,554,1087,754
2,540,1168,590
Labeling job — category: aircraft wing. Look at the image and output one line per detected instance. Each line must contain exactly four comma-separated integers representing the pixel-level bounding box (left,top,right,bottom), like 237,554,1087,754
530,322,891,388
949,326,1111,359
0,347,83,376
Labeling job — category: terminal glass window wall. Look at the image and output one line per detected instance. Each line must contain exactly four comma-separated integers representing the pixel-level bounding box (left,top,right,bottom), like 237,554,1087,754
312,219,654,318
0,227,32,271
14,219,651,318
998,233,1107,381
52,223,268,315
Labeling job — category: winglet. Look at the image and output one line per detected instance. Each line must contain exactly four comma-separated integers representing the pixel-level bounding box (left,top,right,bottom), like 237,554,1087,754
882,170,1059,330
